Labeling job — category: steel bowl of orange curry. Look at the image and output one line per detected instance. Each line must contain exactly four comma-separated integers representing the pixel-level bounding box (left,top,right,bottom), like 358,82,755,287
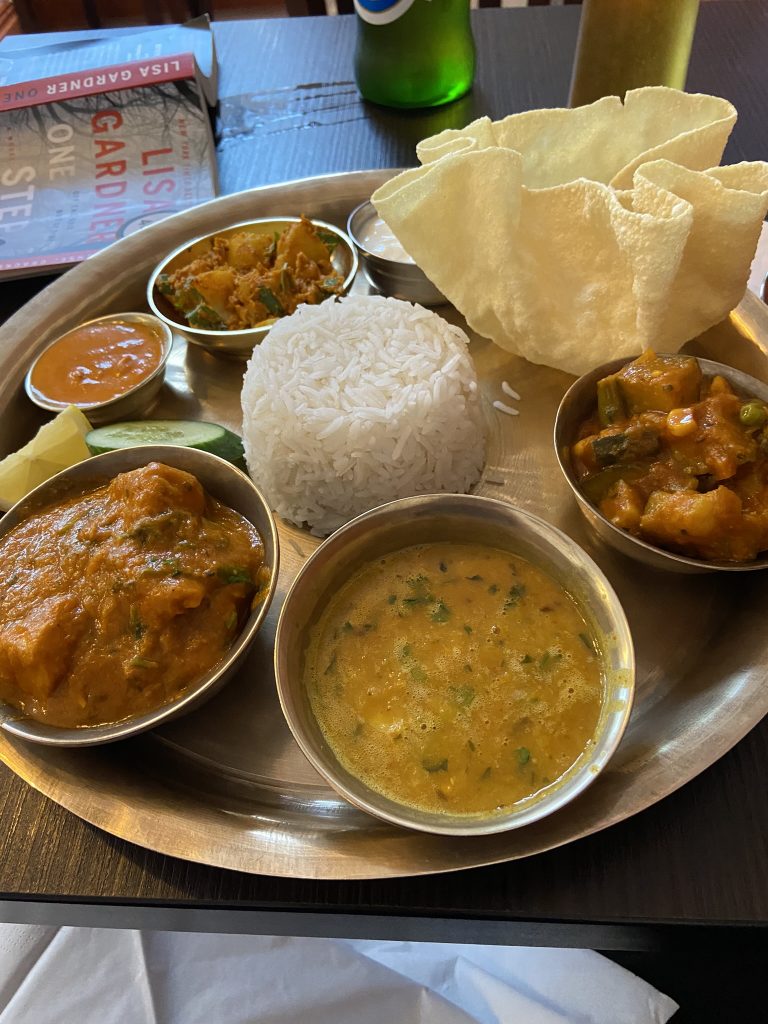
555,351,768,573
0,446,279,746
274,493,634,836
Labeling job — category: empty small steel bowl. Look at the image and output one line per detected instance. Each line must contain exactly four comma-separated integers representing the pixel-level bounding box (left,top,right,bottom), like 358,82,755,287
274,493,634,836
347,200,446,307
147,216,358,358
0,445,279,747
24,312,173,426
554,355,768,574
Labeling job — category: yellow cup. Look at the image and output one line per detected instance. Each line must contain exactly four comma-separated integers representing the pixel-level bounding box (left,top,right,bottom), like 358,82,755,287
569,0,701,107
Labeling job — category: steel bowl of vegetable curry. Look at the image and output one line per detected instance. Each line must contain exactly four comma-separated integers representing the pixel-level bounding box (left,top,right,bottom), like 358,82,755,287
0,446,279,746
555,351,768,572
148,216,358,358
275,493,634,836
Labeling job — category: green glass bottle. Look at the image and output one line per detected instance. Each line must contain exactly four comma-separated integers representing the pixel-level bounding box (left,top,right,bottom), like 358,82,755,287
354,0,475,110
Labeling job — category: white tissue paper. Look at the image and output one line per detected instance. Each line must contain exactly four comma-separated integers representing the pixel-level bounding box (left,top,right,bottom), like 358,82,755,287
0,924,677,1023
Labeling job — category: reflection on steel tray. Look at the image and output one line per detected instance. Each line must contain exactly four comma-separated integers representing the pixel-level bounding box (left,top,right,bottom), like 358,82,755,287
0,170,766,880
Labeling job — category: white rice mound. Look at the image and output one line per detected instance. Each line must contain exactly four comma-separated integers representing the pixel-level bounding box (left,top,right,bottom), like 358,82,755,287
241,295,486,536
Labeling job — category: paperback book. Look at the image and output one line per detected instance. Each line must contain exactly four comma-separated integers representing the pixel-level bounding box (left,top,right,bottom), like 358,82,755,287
0,19,218,279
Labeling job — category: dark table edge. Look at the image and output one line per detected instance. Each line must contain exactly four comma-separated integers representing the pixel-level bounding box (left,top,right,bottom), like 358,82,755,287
1,897,765,951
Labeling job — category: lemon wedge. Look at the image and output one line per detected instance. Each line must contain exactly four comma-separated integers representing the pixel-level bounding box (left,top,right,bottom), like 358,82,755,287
0,406,92,512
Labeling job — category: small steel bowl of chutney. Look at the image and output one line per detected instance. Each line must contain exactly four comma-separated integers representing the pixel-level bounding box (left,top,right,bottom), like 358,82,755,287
24,312,173,426
347,200,446,308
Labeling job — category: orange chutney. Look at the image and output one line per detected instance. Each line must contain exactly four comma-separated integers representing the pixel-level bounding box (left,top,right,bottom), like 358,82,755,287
29,319,165,406
0,462,268,728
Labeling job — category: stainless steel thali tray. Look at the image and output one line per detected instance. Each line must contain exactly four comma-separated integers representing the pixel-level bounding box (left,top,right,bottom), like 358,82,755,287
1,169,767,880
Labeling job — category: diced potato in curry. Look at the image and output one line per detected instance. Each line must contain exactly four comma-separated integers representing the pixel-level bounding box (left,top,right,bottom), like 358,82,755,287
276,218,334,268
227,231,274,271
572,350,768,562
611,351,702,416
156,217,345,331
639,487,753,562
193,268,237,324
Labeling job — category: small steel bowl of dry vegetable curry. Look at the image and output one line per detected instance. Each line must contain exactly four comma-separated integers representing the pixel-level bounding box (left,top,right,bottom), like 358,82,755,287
555,351,768,573
148,216,358,358
25,312,173,426
275,493,634,836
0,446,279,746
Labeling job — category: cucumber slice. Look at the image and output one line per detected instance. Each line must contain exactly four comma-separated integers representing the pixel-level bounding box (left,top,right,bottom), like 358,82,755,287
86,420,246,468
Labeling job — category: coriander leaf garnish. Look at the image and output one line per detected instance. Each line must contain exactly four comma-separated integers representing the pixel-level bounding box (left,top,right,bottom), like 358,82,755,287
451,684,475,707
430,599,451,623
538,650,563,671
217,566,252,585
579,632,594,652
503,584,526,610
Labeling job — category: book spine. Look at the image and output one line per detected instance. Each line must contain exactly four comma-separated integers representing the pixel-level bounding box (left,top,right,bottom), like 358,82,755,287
0,54,198,111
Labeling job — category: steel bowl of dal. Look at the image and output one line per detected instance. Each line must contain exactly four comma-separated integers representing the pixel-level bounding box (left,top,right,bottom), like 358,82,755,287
275,492,634,836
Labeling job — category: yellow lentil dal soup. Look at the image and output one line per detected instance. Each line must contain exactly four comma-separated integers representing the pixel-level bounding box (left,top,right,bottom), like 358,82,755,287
304,542,604,816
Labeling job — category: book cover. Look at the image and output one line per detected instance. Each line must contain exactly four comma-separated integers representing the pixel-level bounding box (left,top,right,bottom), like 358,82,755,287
0,21,217,279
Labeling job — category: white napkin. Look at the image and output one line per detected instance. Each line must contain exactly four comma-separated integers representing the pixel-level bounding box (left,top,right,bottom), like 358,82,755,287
0,925,678,1024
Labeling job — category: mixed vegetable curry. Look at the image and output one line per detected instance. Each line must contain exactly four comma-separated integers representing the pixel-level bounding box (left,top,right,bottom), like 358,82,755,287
156,217,346,331
572,351,768,562
305,542,603,816
0,462,268,728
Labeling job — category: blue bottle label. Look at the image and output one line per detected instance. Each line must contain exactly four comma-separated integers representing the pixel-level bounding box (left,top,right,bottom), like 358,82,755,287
354,0,417,26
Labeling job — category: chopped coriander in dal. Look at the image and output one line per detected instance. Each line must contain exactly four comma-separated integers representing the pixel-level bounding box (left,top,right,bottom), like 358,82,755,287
305,542,603,816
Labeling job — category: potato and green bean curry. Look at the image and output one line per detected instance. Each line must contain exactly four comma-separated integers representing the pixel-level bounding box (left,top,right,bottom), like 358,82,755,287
0,462,268,728
305,543,603,816
572,351,768,562
156,217,345,331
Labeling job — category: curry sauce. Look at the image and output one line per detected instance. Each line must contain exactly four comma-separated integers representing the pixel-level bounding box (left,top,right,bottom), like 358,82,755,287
0,462,267,728
305,543,603,816
29,318,165,407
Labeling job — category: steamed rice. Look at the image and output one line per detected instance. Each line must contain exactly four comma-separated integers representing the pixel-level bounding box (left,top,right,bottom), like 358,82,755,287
241,295,486,535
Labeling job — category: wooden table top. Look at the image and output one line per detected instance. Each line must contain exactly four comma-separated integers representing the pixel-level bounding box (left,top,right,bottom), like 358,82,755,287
1,2,767,947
